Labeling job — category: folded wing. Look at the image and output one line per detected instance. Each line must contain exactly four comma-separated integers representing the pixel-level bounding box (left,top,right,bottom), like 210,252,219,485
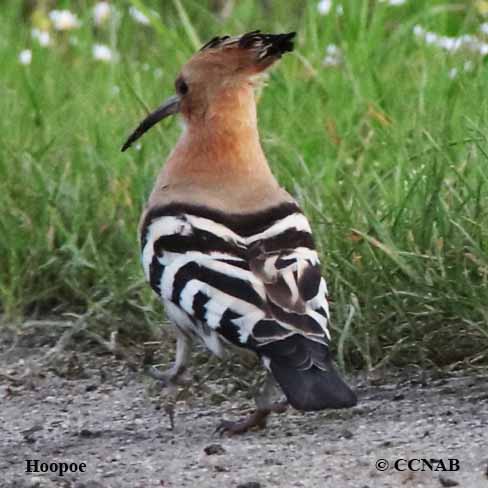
140,203,356,410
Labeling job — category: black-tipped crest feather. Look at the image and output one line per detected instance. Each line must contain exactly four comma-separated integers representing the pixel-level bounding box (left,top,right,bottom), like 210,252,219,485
199,30,296,58
122,31,295,152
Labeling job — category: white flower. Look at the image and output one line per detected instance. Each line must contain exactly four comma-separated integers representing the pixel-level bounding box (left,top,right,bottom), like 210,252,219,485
481,23,488,35
414,24,488,57
326,44,341,56
92,44,113,62
93,2,111,25
424,32,439,45
129,6,150,25
464,60,474,72
381,0,406,5
49,9,80,31
31,28,51,47
323,55,336,66
438,36,463,52
413,25,424,38
317,0,343,15
19,49,32,65
323,44,342,67
317,0,332,15
479,43,488,56
448,67,458,79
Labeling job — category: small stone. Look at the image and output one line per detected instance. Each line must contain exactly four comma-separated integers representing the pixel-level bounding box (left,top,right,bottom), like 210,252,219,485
440,386,456,395
237,483,261,488
439,475,459,487
85,383,98,392
73,482,106,488
79,428,102,438
264,458,283,466
26,477,45,487
102,470,116,477
393,393,405,401
341,429,354,439
204,443,226,455
21,424,43,444
210,393,227,404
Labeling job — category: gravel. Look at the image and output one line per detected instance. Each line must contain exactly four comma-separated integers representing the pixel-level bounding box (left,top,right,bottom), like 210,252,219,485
1,329,487,488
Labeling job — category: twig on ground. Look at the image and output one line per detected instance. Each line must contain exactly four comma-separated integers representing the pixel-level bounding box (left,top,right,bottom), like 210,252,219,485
21,320,73,329
42,313,92,364
0,371,26,386
85,330,139,370
2,307,142,386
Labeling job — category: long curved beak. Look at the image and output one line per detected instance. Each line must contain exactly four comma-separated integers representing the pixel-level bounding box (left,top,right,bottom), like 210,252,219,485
121,95,180,152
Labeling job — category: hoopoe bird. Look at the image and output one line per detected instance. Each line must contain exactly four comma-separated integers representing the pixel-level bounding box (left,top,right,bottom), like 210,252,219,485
122,31,357,434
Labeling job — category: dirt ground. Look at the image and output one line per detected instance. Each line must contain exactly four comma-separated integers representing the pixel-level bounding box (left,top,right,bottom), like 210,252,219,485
1,326,487,488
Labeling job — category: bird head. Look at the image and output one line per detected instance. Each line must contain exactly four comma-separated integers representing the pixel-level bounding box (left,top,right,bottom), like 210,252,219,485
121,31,295,152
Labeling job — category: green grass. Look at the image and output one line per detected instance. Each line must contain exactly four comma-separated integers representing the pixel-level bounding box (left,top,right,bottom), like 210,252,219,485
1,0,487,369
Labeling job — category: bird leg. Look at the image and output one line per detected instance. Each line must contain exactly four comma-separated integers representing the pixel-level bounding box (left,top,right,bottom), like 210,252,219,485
144,329,191,430
216,373,288,435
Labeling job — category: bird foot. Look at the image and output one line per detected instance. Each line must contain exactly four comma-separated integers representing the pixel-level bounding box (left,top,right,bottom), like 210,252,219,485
216,409,270,436
144,365,190,387
268,400,288,414
144,367,186,430
164,403,176,430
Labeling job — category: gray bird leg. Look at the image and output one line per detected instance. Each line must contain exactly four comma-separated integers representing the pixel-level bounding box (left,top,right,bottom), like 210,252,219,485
144,328,191,429
216,372,288,435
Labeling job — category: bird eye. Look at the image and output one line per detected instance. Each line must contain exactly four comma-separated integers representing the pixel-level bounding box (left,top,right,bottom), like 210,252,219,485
176,78,189,96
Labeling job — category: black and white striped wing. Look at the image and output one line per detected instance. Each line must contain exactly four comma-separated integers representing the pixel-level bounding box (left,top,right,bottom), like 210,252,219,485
140,203,331,364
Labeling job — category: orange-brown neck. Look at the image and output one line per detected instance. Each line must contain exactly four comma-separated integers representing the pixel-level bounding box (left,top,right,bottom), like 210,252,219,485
159,84,275,187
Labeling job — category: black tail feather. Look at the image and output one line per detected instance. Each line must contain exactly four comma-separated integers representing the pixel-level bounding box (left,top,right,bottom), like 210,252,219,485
270,360,357,411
